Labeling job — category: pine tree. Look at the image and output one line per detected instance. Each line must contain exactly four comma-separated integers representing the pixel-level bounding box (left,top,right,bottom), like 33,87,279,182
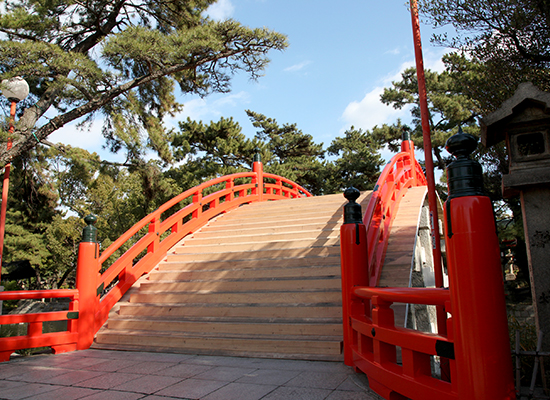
0,1,287,166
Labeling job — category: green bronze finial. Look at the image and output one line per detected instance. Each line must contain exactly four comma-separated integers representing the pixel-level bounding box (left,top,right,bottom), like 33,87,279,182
253,152,261,163
82,214,98,243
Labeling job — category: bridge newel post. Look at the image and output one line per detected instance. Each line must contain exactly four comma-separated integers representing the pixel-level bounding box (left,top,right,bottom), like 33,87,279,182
76,214,100,350
252,152,264,201
400,130,417,184
443,129,515,399
340,187,368,366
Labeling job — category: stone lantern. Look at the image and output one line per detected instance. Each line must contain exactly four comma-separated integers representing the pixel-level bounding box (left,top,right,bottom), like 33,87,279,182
481,82,550,350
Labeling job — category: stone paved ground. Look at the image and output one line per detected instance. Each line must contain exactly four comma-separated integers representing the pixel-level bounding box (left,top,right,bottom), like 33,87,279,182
0,349,384,400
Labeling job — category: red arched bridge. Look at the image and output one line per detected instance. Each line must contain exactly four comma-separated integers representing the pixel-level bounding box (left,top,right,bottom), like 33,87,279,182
0,137,515,400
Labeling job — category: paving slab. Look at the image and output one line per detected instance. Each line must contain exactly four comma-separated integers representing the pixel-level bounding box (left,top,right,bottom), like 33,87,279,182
192,366,258,382
235,368,301,386
111,374,184,394
201,382,277,400
154,378,228,399
0,349,383,399
27,386,99,400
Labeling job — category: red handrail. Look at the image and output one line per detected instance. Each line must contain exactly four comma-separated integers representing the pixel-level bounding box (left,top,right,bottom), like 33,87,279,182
0,162,311,359
363,140,426,286
0,289,80,361
349,287,457,400
93,169,311,332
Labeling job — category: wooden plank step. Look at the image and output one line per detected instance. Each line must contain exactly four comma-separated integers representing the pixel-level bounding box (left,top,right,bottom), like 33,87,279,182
147,265,341,281
107,318,343,336
138,278,341,292
196,222,341,235
117,303,342,319
186,229,339,245
156,256,341,271
94,329,343,356
206,213,343,227
222,207,344,220
165,245,340,262
173,237,340,254
130,290,342,305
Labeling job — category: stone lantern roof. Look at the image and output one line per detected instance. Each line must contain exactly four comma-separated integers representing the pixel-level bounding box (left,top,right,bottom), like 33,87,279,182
481,82,550,147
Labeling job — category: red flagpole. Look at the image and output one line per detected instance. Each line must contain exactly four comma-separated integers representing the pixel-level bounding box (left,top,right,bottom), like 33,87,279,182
0,101,16,276
409,0,447,330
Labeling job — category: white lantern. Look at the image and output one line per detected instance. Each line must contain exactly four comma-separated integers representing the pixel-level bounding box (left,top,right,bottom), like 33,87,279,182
1,76,29,102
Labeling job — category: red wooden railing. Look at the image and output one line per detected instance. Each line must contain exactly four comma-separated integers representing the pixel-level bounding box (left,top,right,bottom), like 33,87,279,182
363,139,426,287
340,137,456,399
350,287,456,400
0,160,311,360
341,134,515,399
0,290,80,361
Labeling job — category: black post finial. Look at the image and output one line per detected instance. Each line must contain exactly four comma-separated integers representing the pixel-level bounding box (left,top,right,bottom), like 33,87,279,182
82,214,98,243
343,187,363,224
445,128,484,199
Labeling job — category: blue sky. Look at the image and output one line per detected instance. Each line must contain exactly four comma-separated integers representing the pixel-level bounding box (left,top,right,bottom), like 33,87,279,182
50,0,449,162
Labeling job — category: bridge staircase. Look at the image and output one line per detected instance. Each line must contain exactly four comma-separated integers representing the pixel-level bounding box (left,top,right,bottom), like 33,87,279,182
92,185,430,361
93,192,372,360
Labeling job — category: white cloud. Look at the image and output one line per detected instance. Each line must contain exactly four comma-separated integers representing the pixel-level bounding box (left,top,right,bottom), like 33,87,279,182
341,48,448,132
284,61,311,72
385,47,401,55
341,86,411,132
205,0,235,21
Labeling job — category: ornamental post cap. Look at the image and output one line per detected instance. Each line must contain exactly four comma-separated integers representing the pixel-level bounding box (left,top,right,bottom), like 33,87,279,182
445,126,478,159
343,186,360,202
445,127,484,199
343,187,362,224
82,214,98,243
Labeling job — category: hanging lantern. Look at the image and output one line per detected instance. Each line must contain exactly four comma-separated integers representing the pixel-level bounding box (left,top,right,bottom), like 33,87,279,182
1,76,29,102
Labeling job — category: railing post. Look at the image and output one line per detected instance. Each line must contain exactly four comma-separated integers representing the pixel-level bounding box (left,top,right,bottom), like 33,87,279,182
340,187,368,366
147,215,160,254
192,190,202,219
76,214,99,350
252,153,264,201
401,130,417,184
443,130,515,400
